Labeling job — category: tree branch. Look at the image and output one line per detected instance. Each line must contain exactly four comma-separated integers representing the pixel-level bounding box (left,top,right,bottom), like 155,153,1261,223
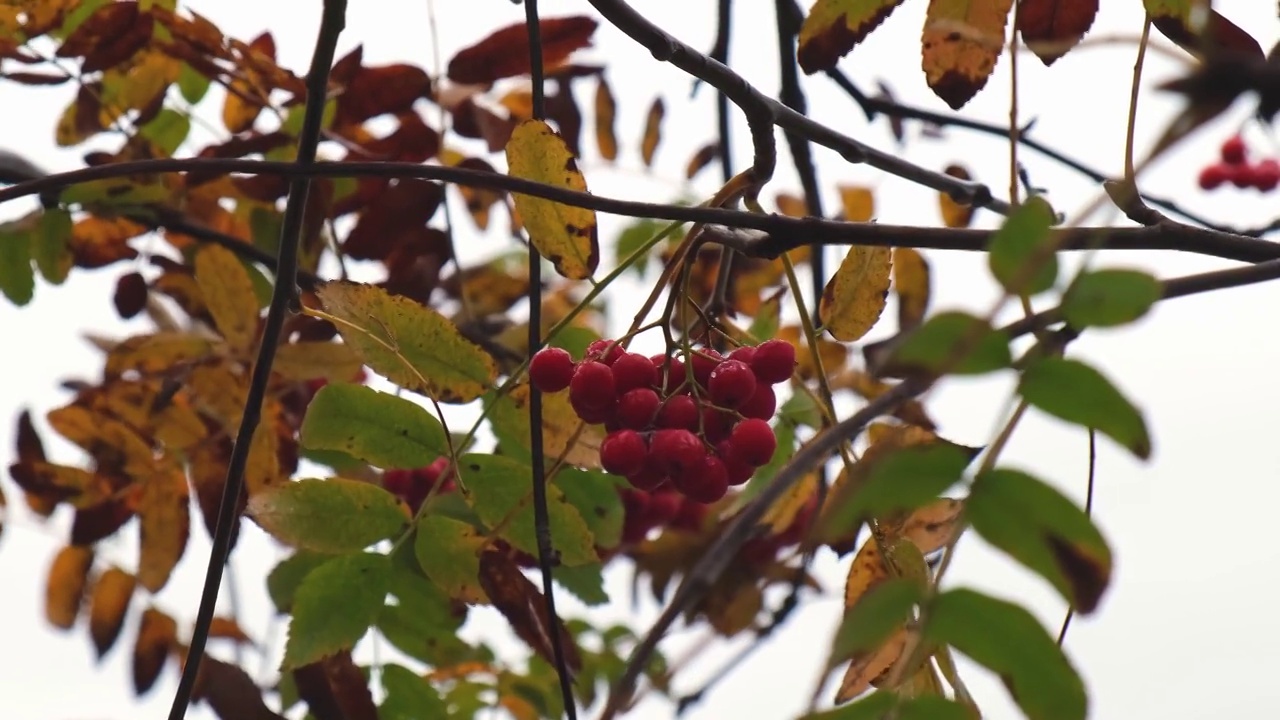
166,4,346,720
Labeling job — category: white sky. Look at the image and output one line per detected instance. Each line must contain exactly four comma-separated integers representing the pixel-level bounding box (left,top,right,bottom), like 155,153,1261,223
2,1,1279,719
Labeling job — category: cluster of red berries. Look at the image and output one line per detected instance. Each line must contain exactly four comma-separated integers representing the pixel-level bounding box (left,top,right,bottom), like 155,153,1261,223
382,457,456,513
620,486,710,543
1198,135,1280,192
528,338,797,504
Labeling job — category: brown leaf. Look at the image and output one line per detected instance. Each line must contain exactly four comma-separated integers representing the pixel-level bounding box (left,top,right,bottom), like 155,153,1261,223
45,544,93,630
640,97,664,168
208,617,254,646
594,75,618,161
334,64,431,127
343,180,444,261
1016,0,1099,66
938,164,975,228
56,1,154,73
134,608,178,695
137,463,191,593
192,655,286,720
685,142,720,180
104,331,218,377
921,0,1015,109
70,215,146,268
478,550,582,673
188,435,243,542
46,404,154,479
322,651,378,720
8,461,113,509
891,247,930,332
546,82,585,157
114,271,149,319
835,627,920,702
777,325,849,380
448,16,598,85
16,409,47,464
222,31,274,133
72,499,136,545
88,567,137,658
1151,10,1264,62
797,0,909,74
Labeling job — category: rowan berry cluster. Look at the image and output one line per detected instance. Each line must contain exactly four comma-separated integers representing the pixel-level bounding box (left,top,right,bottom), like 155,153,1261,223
620,486,710,544
382,457,456,513
1198,135,1280,192
528,338,797,504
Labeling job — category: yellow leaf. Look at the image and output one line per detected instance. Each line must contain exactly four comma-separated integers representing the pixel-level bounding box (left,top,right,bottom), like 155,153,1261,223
45,544,93,630
835,627,918,702
640,97,664,167
101,51,180,120
11,461,112,509
797,0,909,73
843,536,889,609
136,462,190,593
498,89,534,120
775,192,808,217
493,383,604,470
761,472,819,534
892,247,931,332
246,416,283,496
777,325,849,379
594,75,618,161
819,246,892,341
937,164,975,228
921,0,1015,110
133,608,177,695
46,405,153,480
838,185,875,222
704,582,763,636
95,380,208,450
272,341,363,382
188,364,249,430
88,567,136,658
315,281,498,403
105,331,219,376
890,497,964,553
194,244,261,353
504,119,599,280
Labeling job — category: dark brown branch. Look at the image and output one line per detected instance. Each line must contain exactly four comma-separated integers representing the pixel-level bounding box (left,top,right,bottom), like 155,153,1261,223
3,158,1277,266
585,0,1008,213
166,3,346,720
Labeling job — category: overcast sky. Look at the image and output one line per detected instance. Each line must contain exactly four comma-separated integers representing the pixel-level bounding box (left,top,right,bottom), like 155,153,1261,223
2,1,1279,719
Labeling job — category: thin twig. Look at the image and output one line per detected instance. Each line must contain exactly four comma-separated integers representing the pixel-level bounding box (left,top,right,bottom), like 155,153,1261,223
522,1,578,717
165,3,346,720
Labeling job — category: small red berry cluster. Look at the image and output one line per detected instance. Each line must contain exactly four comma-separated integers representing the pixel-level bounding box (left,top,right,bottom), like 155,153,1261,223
1199,135,1280,192
528,338,797,504
620,486,710,543
382,457,456,513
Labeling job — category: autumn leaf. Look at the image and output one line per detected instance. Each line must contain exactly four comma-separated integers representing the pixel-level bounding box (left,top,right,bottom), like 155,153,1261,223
1017,0,1099,65
314,281,498,403
921,0,1015,109
88,567,136,658
505,119,599,280
448,16,598,85
136,462,190,593
478,550,583,673
272,341,363,382
194,244,261,353
640,97,664,168
45,544,93,630
105,332,219,376
819,245,891,342
797,0,909,74
1148,5,1264,61
891,247,930,333
594,75,618,161
190,655,285,720
247,477,410,553
133,608,177,695
835,627,919,702
838,185,875,222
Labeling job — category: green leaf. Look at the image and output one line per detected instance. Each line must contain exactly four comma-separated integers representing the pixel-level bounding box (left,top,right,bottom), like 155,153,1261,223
748,293,782,340
803,692,969,720
1019,357,1150,459
140,108,191,156
968,468,1111,613
834,442,972,524
1062,269,1161,328
926,588,1085,720
546,326,600,361
379,664,448,720
315,280,498,404
887,311,1011,376
829,577,922,667
283,552,391,670
33,209,73,285
554,563,609,606
554,467,625,549
267,550,334,613
177,62,211,104
414,515,487,603
461,454,597,566
300,384,449,469
247,477,410,553
779,391,822,429
615,218,663,278
0,223,35,306
988,196,1057,295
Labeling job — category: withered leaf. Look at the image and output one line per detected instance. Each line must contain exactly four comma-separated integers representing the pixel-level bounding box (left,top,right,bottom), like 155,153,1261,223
477,550,582,674
891,247,931,333
938,164,976,228
133,607,178,695
685,142,720,180
45,544,93,630
640,97,664,168
1017,0,1099,66
594,74,618,161
137,462,190,593
797,0,909,74
343,180,444,261
334,64,431,127
89,567,137,658
192,654,286,720
921,0,1015,110
56,1,154,74
194,244,261,353
819,245,892,342
448,16,598,85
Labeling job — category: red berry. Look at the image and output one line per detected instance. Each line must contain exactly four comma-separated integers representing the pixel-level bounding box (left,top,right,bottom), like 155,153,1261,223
717,440,755,485
671,498,709,531
1221,135,1247,165
1254,159,1280,191
645,490,683,526
383,468,413,495
570,361,616,412
572,401,615,425
751,340,796,384
626,454,668,491
617,388,661,430
1231,164,1257,189
708,359,757,408
701,407,735,444
601,429,647,476
729,418,776,466
612,352,658,394
727,344,757,366
651,354,686,393
738,383,777,421
689,349,723,388
740,536,778,565
674,453,729,503
529,347,575,393
650,428,705,479
587,338,625,365
1199,163,1229,191
113,271,148,319
657,395,699,430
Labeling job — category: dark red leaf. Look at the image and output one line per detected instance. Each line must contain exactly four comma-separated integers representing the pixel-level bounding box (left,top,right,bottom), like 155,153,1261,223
477,549,582,674
71,499,135,545
192,655,286,720
547,82,584,157
16,410,47,464
329,45,364,87
57,2,153,73
1016,0,1099,66
1152,10,1264,62
448,16,598,85
382,227,450,305
343,180,444,260
334,64,431,126
3,71,72,85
